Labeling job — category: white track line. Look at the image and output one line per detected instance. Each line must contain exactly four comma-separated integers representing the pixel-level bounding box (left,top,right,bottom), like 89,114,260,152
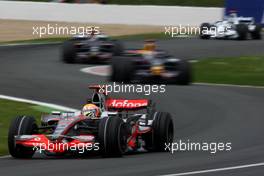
194,83,264,89
0,95,78,112
0,42,61,47
160,162,264,176
0,95,78,159
0,155,11,159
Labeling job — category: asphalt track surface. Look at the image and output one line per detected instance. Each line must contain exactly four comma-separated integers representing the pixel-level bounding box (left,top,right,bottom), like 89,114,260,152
0,38,264,176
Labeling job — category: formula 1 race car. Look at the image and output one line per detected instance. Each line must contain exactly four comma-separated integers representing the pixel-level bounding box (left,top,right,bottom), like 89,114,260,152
110,41,192,85
8,86,174,158
62,34,124,63
200,12,262,40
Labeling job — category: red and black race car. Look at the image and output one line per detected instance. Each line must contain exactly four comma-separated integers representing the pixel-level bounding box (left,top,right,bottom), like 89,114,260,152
110,40,192,85
8,86,174,158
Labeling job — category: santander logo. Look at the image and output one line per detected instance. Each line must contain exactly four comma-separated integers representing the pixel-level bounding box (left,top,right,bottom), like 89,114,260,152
107,99,148,109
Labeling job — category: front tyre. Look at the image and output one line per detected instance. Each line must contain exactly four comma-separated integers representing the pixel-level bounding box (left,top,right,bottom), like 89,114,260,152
98,116,127,157
175,59,192,85
62,40,77,63
144,112,174,152
236,24,248,40
251,24,262,40
8,116,38,158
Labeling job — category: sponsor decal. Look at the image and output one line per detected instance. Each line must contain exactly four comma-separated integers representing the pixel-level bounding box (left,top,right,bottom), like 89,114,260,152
107,99,148,109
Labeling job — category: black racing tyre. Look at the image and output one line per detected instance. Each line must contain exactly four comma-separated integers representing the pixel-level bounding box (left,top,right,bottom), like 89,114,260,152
251,24,262,40
236,24,248,40
175,59,192,85
144,112,174,152
8,116,38,158
62,40,77,63
98,116,127,157
200,23,211,39
112,40,124,56
110,56,135,83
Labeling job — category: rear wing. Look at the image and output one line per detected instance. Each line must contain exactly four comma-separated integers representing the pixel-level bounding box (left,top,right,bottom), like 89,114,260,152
88,85,153,111
88,85,106,94
106,99,149,110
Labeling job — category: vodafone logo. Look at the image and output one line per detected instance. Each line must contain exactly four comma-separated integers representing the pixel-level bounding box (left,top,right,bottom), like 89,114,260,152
107,99,148,109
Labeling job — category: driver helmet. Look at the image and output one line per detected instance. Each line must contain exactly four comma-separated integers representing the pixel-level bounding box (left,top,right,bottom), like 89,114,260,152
143,40,156,51
88,27,98,40
229,12,237,18
82,104,101,118
228,10,238,21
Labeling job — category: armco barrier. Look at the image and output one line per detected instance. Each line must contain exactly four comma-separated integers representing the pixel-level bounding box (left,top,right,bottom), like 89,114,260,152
0,1,223,26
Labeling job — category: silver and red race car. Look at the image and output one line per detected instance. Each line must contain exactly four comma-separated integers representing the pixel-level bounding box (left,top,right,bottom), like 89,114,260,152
8,86,174,158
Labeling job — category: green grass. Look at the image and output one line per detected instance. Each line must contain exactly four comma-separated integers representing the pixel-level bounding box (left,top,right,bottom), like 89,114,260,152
193,56,264,86
0,37,68,45
0,32,172,45
108,0,224,7
0,99,57,156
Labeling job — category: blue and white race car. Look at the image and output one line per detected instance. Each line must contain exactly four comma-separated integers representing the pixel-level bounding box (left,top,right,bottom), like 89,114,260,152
200,12,262,40
62,34,124,63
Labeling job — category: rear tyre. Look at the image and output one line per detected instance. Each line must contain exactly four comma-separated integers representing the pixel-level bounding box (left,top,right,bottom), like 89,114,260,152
236,24,248,40
112,40,124,56
251,24,262,40
62,40,77,63
8,116,38,158
110,57,135,83
200,23,211,39
98,116,127,157
144,112,174,152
